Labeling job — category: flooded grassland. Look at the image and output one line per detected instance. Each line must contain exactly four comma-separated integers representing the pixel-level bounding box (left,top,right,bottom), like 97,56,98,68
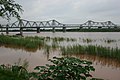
0,32,120,80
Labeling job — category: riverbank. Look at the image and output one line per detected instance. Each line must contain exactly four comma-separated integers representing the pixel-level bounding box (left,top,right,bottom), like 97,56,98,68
0,28,120,33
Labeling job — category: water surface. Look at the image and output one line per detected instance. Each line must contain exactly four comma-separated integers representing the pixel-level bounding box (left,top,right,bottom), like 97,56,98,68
0,32,120,80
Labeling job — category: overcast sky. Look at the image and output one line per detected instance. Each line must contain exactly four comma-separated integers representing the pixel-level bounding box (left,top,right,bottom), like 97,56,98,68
1,0,120,24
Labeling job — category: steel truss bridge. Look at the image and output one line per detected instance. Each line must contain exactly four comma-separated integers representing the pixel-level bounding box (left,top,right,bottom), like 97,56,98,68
2,19,118,28
0,19,119,35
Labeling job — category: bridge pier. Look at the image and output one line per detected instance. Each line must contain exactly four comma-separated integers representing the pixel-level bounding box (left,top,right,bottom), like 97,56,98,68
88,27,91,29
0,24,2,33
98,27,102,29
79,27,83,29
6,27,9,34
63,27,66,32
37,27,40,33
20,27,23,36
108,26,110,29
52,27,55,33
6,25,9,34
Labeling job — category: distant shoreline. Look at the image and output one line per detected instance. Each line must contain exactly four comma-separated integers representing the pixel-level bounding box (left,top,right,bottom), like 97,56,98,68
0,28,120,32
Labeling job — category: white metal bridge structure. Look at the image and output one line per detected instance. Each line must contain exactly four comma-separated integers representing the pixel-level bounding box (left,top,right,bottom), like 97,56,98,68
0,19,119,35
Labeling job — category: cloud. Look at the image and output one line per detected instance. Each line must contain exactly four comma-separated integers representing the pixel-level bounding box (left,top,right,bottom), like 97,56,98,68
1,0,120,24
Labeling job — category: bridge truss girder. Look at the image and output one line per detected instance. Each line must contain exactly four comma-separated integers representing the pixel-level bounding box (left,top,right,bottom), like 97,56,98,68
2,19,118,29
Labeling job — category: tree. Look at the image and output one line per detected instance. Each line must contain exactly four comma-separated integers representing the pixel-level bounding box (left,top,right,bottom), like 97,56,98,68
0,0,23,20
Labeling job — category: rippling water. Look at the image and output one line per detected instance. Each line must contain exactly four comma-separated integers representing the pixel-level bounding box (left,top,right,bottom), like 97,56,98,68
0,32,120,80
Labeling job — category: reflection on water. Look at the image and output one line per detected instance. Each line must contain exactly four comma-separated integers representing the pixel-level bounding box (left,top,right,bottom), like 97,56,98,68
69,54,120,68
0,44,38,52
0,47,60,71
64,54,120,80
0,32,120,80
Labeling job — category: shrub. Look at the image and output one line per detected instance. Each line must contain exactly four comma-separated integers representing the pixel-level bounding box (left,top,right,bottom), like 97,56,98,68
32,57,95,80
0,65,29,80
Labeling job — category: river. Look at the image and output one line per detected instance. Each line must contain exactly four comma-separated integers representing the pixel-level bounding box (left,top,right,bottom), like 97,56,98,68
0,32,120,80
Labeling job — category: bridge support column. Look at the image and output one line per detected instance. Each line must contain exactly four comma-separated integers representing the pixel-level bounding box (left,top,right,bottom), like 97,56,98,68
6,27,9,34
52,27,55,33
79,27,83,29
6,25,9,34
63,27,66,32
37,27,40,33
20,27,23,36
108,26,111,29
98,27,102,29
1,28,2,32
88,27,91,29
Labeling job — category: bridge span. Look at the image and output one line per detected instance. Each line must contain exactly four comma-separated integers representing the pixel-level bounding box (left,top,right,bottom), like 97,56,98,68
0,19,119,35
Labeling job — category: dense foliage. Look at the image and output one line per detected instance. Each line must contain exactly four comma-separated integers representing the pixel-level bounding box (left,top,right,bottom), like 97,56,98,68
0,57,98,80
31,57,95,80
0,0,23,20
0,64,29,80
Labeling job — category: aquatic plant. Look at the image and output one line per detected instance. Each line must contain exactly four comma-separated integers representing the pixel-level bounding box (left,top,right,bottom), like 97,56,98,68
43,44,51,56
61,45,120,61
51,41,59,49
45,36,51,41
0,35,44,49
104,39,116,43
51,37,76,42
82,38,94,43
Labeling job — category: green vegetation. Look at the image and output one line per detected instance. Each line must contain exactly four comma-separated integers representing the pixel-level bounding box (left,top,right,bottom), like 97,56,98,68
104,39,116,43
0,35,77,52
0,65,29,80
0,35,119,60
0,58,29,80
0,0,23,20
61,45,120,61
51,37,76,42
82,38,94,43
0,35,44,49
0,0,23,19
0,57,101,80
32,57,95,80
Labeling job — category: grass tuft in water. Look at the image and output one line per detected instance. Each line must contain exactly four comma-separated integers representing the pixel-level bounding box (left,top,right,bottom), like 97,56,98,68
0,35,44,49
61,45,120,61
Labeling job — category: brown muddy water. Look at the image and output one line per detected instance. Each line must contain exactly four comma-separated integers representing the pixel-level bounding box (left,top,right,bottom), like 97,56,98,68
0,32,120,80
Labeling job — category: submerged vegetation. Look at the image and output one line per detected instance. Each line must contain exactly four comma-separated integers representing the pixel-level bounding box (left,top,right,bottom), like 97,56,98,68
0,34,120,79
104,39,117,43
0,35,77,51
82,38,95,43
0,35,120,60
61,45,120,61
47,37,76,42
0,35,44,50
